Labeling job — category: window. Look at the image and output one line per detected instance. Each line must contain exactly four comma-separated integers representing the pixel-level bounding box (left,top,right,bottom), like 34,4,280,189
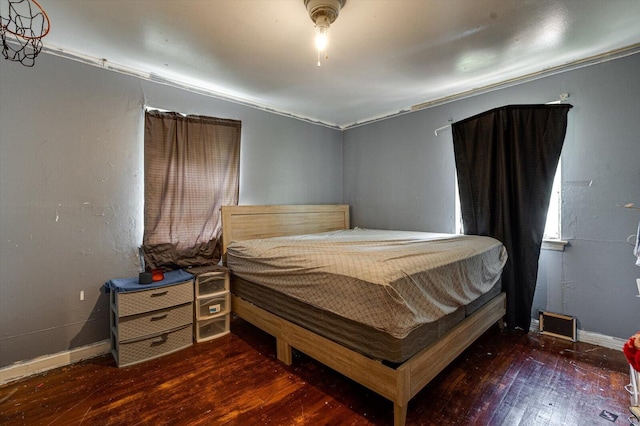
454,161,562,243
142,110,241,269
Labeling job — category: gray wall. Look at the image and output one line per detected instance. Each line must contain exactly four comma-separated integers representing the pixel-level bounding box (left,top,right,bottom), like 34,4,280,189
343,53,640,339
0,54,342,367
1,49,638,368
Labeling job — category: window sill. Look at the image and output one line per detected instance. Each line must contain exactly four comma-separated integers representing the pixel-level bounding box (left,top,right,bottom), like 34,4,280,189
541,239,568,252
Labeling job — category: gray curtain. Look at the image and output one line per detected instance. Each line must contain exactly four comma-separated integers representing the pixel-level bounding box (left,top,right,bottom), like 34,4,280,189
143,111,241,270
452,104,571,330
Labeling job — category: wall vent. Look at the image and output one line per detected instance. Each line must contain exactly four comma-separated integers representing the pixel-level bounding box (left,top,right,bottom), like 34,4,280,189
539,311,577,342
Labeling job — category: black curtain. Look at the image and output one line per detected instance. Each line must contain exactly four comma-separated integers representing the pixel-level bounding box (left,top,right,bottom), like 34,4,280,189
452,104,572,330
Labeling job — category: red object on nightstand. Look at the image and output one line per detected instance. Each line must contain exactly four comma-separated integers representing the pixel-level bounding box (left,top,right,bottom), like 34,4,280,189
151,268,164,282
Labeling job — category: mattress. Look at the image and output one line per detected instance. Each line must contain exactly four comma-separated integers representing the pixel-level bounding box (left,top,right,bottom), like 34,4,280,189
227,228,507,362
231,275,502,363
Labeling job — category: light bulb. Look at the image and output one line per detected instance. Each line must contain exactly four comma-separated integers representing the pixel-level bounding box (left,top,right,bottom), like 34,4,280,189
314,14,330,66
315,30,328,51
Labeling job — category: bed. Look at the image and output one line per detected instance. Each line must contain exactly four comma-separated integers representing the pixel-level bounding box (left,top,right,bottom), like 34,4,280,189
221,204,507,426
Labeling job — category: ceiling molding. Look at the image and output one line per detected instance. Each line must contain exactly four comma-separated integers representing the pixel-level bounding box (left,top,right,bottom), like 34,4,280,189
341,43,640,130
409,43,640,112
36,42,344,131
34,40,640,132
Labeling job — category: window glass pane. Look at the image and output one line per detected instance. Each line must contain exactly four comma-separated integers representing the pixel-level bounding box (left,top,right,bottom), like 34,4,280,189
454,174,463,234
543,161,561,240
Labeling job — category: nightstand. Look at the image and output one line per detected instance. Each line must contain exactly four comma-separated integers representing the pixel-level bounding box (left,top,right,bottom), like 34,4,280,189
106,270,194,367
190,266,231,342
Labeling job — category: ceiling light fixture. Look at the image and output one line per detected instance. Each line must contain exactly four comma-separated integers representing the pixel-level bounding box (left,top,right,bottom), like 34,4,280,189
304,0,345,67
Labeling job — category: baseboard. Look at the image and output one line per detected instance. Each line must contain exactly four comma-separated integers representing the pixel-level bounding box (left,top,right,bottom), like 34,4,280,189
530,319,625,351
577,330,626,351
0,340,111,385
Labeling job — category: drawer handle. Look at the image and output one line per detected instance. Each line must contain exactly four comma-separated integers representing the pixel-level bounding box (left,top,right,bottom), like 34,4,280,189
150,313,168,321
150,334,168,346
150,291,168,297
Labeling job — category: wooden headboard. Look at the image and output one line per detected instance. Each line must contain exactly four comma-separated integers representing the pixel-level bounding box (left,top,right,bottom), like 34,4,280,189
221,204,350,256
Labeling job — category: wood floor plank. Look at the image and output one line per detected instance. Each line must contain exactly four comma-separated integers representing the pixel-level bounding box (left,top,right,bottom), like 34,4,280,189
0,317,630,425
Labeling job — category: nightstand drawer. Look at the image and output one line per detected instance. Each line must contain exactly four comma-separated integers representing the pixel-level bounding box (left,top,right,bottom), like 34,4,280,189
115,302,192,341
195,272,228,297
116,280,193,316
195,314,230,342
196,293,229,319
112,324,192,367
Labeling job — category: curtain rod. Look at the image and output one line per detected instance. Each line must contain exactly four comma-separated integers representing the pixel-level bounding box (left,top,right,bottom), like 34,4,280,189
434,124,452,136
434,93,570,136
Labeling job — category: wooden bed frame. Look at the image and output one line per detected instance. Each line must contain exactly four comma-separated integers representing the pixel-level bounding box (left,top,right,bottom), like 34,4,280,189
221,204,506,426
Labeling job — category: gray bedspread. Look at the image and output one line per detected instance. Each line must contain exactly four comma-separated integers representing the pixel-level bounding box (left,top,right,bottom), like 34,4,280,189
227,228,507,339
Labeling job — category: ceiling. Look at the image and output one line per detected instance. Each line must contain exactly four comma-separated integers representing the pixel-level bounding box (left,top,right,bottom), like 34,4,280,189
28,0,640,128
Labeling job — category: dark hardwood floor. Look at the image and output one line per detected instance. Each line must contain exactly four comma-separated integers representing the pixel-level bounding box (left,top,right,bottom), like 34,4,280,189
0,317,631,425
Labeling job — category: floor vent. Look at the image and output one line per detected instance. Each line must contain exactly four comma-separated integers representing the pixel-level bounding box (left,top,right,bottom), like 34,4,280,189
539,311,577,342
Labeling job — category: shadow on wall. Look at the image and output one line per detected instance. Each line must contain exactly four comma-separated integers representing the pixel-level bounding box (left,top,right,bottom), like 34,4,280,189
69,288,111,351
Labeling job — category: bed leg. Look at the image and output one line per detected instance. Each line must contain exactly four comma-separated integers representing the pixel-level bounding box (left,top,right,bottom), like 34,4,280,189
276,338,293,365
393,402,407,426
497,317,505,331
393,403,407,426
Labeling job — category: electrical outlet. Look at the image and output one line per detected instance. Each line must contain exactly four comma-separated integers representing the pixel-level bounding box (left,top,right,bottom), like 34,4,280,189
80,291,85,301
